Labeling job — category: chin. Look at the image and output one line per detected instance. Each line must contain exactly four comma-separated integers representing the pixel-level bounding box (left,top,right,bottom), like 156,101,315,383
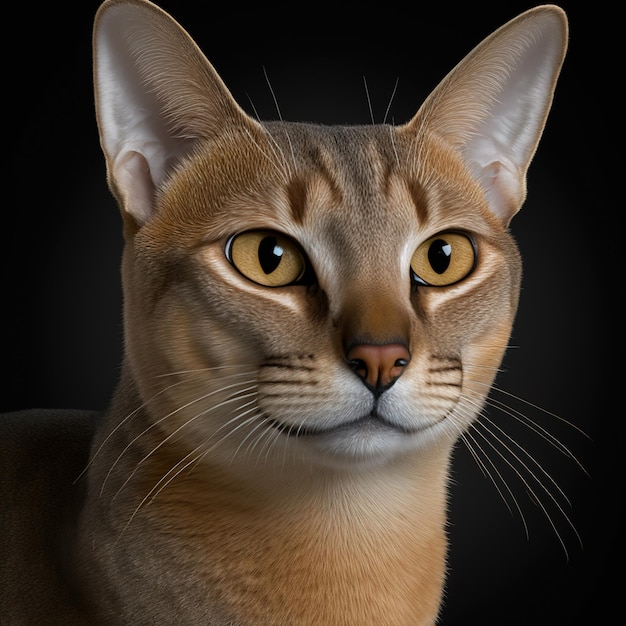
299,422,429,470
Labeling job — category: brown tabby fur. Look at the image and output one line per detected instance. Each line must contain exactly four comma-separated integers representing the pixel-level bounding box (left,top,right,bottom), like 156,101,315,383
1,1,567,623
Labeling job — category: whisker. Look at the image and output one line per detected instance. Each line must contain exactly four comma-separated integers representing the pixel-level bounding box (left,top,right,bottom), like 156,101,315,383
241,126,289,184
462,362,505,373
165,404,262,483
461,429,530,539
246,92,262,121
244,415,281,464
260,418,289,465
280,128,297,172
282,420,299,467
489,383,590,439
363,75,375,125
485,394,588,474
231,412,272,462
200,406,262,462
463,364,586,436
74,378,189,484
464,374,589,473
471,416,581,559
263,65,283,121
480,410,573,507
156,409,262,499
116,400,264,539
261,126,294,180
84,368,255,484
383,77,399,125
115,441,207,543
106,381,257,498
155,366,255,379
389,126,400,168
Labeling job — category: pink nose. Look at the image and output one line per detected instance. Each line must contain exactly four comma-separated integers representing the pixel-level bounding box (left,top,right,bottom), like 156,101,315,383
346,343,411,390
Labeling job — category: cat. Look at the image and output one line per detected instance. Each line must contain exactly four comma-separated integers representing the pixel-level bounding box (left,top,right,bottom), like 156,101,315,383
0,0,568,624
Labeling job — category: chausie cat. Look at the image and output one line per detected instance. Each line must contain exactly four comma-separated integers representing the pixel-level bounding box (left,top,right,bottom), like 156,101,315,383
1,1,568,623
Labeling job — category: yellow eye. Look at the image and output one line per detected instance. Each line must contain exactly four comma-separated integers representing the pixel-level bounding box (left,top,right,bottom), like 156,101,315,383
410,231,476,286
227,230,307,287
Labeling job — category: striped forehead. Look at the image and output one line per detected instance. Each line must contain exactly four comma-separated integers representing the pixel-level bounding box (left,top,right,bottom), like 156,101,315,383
263,122,429,228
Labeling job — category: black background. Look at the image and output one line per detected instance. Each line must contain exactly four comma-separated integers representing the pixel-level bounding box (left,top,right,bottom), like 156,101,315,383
3,1,620,624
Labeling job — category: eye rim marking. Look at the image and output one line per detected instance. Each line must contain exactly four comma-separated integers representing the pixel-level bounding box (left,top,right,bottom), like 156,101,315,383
410,230,477,287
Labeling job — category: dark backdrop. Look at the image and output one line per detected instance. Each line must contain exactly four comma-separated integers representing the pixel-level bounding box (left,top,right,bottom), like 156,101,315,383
3,2,619,624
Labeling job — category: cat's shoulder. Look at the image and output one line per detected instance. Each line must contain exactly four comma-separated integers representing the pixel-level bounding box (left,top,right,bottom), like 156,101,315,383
1,409,99,622
1,408,99,469
1,408,99,507
1,407,99,526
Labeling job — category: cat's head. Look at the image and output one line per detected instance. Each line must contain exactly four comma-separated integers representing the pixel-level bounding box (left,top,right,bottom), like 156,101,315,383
93,0,567,471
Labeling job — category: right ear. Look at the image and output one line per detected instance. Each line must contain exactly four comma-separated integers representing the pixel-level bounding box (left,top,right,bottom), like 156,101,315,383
93,0,258,229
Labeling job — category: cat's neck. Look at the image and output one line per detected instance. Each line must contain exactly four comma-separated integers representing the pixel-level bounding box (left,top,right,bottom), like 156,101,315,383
78,371,450,624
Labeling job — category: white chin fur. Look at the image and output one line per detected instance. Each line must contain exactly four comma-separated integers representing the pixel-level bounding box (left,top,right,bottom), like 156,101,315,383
298,424,427,469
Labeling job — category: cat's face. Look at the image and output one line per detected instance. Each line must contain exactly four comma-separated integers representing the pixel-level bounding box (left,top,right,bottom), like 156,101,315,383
93,0,566,473
122,121,520,469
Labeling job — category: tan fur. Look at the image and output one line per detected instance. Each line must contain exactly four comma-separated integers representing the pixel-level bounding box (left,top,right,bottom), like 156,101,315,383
1,1,567,624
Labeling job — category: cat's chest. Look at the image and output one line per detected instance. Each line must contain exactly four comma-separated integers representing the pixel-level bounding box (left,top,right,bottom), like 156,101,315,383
130,473,446,625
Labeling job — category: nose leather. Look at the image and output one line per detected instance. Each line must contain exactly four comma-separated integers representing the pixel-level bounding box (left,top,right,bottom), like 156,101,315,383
346,343,410,390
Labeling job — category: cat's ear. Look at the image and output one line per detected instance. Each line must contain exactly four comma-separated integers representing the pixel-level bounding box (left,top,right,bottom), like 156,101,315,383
405,6,567,224
93,0,257,229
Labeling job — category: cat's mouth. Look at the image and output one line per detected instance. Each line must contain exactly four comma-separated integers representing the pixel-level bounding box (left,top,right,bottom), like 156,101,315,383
266,410,424,437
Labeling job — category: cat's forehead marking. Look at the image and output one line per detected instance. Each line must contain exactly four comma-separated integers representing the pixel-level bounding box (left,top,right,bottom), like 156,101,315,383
400,177,429,227
265,122,415,228
282,146,344,226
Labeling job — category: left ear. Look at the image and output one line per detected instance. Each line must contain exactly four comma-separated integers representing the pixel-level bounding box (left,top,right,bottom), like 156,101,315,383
404,5,568,224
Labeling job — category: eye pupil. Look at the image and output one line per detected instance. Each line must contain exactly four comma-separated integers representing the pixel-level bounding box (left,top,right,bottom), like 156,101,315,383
428,239,452,274
258,236,283,275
